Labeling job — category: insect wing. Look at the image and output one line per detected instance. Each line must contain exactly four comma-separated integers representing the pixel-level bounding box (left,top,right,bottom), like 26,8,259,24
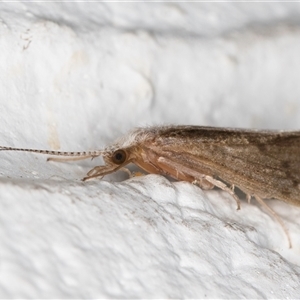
148,127,300,205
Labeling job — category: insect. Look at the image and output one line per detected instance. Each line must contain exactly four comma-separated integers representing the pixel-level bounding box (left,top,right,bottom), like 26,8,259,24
1,125,300,247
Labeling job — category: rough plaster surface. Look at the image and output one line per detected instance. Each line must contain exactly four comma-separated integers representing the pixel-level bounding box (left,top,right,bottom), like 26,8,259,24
0,2,300,298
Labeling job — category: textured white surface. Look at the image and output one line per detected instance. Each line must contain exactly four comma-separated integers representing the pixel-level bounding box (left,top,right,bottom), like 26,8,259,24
0,2,300,298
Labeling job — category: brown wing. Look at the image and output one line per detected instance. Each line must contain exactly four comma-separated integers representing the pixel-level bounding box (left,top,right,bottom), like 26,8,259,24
149,126,300,205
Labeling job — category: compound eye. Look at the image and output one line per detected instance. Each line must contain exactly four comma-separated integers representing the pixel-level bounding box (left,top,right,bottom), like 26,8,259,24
112,149,127,165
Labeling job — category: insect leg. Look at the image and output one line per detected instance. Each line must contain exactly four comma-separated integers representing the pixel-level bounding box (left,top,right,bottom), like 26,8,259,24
82,165,120,181
255,195,292,248
192,179,215,190
203,175,241,210
151,156,241,208
246,194,252,204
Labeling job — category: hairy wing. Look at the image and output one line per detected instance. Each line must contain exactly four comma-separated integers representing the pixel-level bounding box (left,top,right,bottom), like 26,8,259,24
150,127,300,204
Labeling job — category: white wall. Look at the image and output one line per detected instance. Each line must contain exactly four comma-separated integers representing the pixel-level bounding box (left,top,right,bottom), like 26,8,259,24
0,2,300,298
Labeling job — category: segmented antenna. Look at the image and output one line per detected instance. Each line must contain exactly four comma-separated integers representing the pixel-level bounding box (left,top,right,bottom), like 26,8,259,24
0,146,103,158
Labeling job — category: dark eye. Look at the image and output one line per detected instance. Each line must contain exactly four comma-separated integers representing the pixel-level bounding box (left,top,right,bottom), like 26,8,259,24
112,149,127,164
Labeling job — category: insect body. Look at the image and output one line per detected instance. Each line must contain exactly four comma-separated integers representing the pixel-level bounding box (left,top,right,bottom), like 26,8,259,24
1,125,300,247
